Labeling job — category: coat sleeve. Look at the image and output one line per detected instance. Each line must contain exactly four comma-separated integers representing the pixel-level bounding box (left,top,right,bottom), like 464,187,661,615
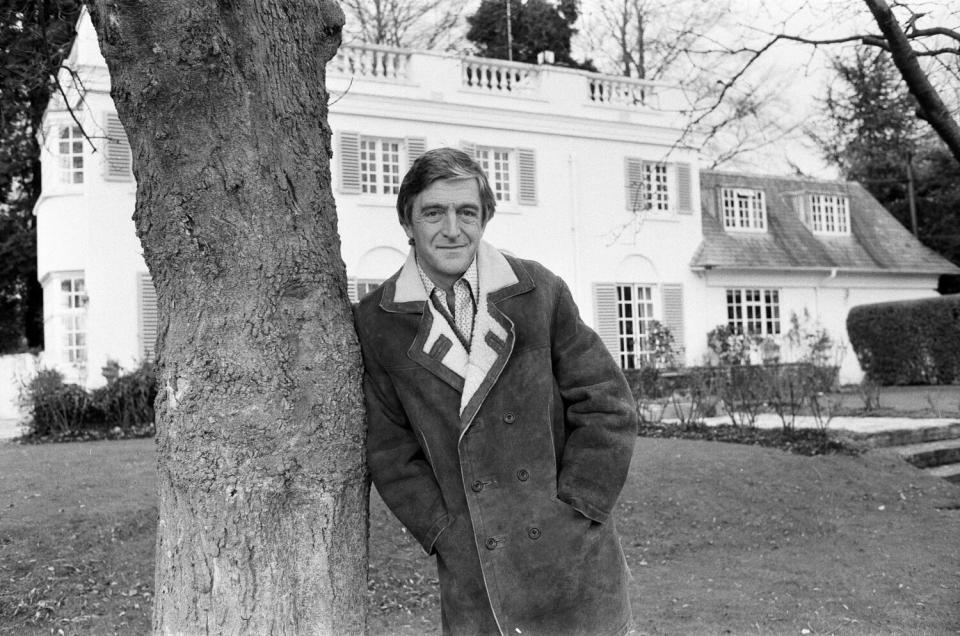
550,278,637,524
360,328,452,555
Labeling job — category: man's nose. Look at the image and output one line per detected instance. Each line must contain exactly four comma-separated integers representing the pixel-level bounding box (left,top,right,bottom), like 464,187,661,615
440,209,460,237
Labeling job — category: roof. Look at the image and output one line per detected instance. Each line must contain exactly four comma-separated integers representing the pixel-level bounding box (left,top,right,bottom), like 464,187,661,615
691,171,960,275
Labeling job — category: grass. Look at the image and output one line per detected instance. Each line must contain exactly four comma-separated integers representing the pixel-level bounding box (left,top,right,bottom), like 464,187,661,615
2,436,959,635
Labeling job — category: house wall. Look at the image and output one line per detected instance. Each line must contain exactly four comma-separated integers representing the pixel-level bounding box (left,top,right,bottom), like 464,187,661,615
32,12,953,394
698,269,943,384
36,41,146,387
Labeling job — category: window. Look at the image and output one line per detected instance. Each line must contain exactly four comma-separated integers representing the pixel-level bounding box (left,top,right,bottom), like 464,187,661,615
360,137,401,195
624,159,693,214
726,288,780,336
616,284,656,369
58,125,84,184
338,133,425,195
721,187,766,231
60,277,87,364
809,194,850,234
476,147,513,203
355,279,383,301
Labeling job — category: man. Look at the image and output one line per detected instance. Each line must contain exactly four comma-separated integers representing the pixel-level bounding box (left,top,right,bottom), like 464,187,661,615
354,148,637,635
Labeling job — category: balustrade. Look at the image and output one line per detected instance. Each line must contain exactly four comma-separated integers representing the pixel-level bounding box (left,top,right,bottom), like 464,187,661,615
461,58,538,95
332,43,410,81
587,76,656,108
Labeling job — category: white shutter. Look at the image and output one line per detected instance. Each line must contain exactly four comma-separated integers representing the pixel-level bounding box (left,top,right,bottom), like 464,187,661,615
104,112,132,181
517,148,537,205
676,163,693,214
339,131,361,193
406,137,427,166
138,273,158,362
592,283,620,364
661,283,685,361
460,142,477,159
624,158,644,212
347,277,358,303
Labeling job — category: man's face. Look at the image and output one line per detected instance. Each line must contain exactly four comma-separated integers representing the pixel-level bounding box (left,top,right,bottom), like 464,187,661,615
403,177,486,291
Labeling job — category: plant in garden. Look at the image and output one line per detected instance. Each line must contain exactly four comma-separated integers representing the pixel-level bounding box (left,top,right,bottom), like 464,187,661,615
706,324,758,366
858,376,882,411
88,361,157,429
667,368,716,425
715,365,769,427
766,367,806,432
24,369,89,436
646,320,678,369
786,309,836,367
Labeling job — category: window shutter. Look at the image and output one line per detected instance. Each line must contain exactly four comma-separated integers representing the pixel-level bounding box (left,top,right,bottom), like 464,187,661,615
624,158,644,212
406,137,427,166
347,277,358,303
676,163,692,214
104,112,132,181
339,131,361,194
517,148,536,205
138,273,158,362
592,283,620,364
460,142,477,159
661,283,685,360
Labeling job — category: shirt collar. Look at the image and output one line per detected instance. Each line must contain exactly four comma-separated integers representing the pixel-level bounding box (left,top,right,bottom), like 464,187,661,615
415,255,479,304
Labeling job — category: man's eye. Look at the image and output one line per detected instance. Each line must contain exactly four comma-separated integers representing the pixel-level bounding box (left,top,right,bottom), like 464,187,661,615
458,208,479,218
421,209,442,219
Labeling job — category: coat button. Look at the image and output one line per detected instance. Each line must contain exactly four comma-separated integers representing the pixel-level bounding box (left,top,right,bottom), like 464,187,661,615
503,412,515,424
516,469,529,482
527,527,542,540
471,480,484,492
485,537,498,550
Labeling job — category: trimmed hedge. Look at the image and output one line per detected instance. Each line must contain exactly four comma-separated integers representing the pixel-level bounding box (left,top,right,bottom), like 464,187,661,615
847,294,960,385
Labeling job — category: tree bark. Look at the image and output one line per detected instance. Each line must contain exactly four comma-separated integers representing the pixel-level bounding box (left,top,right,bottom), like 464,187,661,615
83,1,367,633
863,0,960,165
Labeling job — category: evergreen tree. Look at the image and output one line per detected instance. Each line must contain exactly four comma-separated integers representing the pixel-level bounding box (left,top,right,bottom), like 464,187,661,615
0,0,82,352
466,0,595,70
816,46,960,288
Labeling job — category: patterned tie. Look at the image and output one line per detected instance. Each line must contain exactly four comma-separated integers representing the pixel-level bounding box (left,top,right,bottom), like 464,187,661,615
452,278,475,345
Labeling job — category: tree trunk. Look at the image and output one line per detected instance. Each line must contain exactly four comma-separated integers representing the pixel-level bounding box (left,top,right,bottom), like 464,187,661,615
83,2,368,633
863,0,960,165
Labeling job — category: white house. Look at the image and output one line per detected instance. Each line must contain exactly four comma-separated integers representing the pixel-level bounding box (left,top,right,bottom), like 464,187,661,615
31,10,958,393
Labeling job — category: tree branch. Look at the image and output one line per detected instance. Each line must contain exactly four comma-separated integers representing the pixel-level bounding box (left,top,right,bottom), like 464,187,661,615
862,0,960,165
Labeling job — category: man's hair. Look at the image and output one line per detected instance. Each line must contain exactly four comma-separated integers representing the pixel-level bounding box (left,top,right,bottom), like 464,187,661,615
396,147,496,226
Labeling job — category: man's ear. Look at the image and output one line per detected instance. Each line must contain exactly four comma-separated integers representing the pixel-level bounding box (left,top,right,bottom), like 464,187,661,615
401,223,414,239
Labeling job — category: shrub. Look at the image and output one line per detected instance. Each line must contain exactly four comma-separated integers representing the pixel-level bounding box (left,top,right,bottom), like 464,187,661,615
847,295,960,385
88,361,157,428
25,369,91,437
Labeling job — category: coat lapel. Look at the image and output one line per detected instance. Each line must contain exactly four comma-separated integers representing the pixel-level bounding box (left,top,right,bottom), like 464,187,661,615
457,242,534,436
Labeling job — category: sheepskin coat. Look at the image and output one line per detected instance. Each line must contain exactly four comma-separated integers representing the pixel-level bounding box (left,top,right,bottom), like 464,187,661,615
355,241,638,636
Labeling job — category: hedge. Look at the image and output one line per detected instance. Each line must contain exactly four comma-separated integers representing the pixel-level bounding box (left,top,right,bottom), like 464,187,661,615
846,294,960,385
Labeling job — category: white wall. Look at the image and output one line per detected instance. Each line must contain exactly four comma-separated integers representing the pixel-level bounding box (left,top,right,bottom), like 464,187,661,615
697,269,943,384
0,354,40,420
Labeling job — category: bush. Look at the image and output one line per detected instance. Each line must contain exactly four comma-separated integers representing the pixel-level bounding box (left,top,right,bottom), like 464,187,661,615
88,361,157,428
847,295,960,385
23,362,157,439
25,369,91,437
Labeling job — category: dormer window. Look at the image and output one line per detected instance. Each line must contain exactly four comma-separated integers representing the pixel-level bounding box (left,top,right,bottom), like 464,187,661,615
720,187,766,231
808,193,850,235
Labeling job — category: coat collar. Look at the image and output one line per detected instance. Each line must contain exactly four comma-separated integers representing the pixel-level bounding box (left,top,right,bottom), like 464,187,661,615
380,240,535,434
379,240,532,313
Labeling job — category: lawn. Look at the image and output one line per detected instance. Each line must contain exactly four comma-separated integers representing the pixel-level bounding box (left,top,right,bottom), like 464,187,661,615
2,437,959,635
